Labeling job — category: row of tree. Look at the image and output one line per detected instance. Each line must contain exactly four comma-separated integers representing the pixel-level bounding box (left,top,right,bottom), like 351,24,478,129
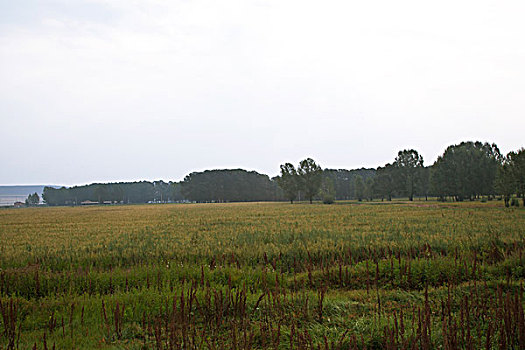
275,142,524,205
42,171,280,205
42,181,179,206
277,159,322,204
180,169,280,202
41,141,524,206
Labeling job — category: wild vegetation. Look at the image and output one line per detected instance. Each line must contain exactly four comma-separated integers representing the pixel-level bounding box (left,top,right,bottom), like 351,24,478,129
0,201,524,349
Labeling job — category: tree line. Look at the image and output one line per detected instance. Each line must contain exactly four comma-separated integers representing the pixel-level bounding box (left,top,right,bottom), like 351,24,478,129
41,141,525,206
180,169,280,202
275,141,524,206
42,171,279,205
42,181,178,206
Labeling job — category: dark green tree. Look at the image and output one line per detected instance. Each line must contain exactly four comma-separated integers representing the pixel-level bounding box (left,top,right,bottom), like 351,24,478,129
373,164,395,201
418,166,431,201
181,169,278,202
323,168,376,200
276,163,300,203
393,149,424,201
320,177,336,204
354,175,365,201
365,177,374,201
42,182,155,206
171,182,185,202
297,158,323,204
432,141,501,201
94,185,107,203
25,192,39,206
153,181,171,203
508,148,525,205
42,186,69,205
496,160,515,207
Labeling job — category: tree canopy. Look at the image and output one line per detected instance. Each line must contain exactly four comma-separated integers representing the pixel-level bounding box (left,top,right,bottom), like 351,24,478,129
43,181,158,205
181,169,279,202
431,142,501,201
496,148,525,206
25,192,40,206
38,141,524,206
393,149,424,201
323,168,375,200
297,158,323,204
276,163,300,203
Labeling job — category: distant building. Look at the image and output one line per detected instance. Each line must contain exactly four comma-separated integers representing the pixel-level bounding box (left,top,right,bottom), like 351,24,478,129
13,202,25,208
80,200,99,205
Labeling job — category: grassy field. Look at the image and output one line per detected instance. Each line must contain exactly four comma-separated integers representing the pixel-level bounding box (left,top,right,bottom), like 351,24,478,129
0,201,524,349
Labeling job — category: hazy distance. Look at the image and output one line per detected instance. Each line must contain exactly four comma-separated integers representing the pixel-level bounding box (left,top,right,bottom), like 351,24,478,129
1,0,524,186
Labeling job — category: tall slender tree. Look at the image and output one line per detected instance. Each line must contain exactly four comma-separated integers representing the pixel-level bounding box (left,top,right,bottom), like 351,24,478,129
508,148,525,205
354,175,365,201
276,163,300,203
320,177,336,204
496,159,515,207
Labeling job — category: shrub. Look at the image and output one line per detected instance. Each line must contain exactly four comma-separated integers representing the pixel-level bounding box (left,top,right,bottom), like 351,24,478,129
322,195,334,204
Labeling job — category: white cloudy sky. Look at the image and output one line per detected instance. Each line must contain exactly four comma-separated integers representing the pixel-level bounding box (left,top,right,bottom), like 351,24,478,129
1,0,524,185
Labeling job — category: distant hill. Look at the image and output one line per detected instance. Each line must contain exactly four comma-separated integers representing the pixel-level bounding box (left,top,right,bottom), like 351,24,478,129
0,185,56,206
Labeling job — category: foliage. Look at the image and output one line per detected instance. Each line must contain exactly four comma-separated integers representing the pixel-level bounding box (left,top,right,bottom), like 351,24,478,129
418,166,431,200
24,192,39,206
181,169,280,202
496,158,515,207
276,163,300,203
373,164,395,201
37,141,523,206
507,148,525,205
364,177,374,201
393,149,424,201
431,141,501,201
319,177,335,204
43,181,158,205
372,150,425,201
297,158,323,204
323,168,376,200
354,175,365,201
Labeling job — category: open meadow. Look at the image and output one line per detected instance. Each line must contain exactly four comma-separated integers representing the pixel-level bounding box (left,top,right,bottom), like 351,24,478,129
0,201,524,349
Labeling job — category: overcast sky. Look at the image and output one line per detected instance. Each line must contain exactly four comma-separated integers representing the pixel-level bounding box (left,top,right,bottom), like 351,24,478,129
1,0,524,185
